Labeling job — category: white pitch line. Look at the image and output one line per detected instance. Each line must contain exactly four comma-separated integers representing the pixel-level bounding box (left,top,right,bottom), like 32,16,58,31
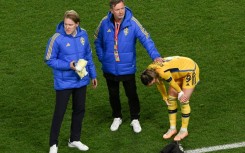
185,141,245,153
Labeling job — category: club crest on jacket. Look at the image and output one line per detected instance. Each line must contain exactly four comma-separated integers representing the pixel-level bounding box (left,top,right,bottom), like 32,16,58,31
80,37,85,45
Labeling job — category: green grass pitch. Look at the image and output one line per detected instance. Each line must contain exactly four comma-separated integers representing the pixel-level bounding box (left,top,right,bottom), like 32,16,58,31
0,0,244,152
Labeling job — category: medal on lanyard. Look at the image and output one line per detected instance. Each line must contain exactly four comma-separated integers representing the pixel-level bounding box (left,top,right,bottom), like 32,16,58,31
114,22,120,62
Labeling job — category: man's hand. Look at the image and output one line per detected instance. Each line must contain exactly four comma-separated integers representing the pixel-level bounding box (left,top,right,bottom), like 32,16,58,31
154,57,164,62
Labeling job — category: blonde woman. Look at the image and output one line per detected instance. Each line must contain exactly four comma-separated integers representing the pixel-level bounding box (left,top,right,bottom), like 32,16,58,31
44,10,97,153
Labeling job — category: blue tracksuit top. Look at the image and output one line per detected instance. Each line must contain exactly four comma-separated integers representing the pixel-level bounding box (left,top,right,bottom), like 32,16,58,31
94,7,161,76
44,21,97,90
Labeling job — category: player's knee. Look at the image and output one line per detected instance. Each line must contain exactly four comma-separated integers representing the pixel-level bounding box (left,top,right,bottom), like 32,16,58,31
168,96,177,110
168,96,177,101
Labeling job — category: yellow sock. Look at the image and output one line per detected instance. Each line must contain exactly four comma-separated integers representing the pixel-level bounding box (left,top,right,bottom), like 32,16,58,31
181,101,191,129
167,96,178,128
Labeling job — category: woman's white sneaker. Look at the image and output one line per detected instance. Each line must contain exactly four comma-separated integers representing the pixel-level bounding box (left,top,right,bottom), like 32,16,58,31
68,141,89,151
49,144,58,153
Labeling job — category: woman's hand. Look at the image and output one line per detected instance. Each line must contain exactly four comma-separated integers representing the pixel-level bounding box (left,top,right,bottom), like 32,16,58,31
163,99,172,106
91,79,98,89
70,61,76,70
178,91,189,103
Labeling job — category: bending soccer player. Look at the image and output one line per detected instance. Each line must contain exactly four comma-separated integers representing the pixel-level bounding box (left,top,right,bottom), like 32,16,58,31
140,56,200,141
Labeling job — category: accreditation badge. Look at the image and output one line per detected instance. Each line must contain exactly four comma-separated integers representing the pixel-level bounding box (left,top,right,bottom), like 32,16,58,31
114,51,120,62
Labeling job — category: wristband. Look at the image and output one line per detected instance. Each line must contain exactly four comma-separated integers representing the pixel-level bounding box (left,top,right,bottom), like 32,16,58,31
178,91,184,100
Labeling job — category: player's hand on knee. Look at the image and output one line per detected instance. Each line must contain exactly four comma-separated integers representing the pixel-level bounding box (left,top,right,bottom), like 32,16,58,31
178,91,188,103
179,95,189,103
164,99,172,106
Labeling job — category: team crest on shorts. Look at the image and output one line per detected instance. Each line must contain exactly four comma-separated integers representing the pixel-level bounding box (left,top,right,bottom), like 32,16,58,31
80,37,85,45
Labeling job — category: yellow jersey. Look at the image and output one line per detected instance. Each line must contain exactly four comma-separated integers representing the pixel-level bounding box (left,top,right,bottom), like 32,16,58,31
147,56,199,101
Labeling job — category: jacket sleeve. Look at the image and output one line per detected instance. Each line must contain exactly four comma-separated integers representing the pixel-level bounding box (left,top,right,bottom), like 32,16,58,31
94,19,105,63
44,34,70,70
132,17,161,60
85,35,97,79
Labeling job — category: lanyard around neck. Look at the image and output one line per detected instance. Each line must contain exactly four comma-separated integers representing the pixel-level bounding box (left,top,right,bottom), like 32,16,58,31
114,22,120,40
114,22,121,62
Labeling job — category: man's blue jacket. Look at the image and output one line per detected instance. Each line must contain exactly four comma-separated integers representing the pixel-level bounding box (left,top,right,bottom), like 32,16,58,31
94,7,161,76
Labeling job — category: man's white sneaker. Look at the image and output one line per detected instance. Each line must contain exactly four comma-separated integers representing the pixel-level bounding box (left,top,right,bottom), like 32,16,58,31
68,141,89,151
110,118,122,131
49,144,58,153
130,119,142,133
